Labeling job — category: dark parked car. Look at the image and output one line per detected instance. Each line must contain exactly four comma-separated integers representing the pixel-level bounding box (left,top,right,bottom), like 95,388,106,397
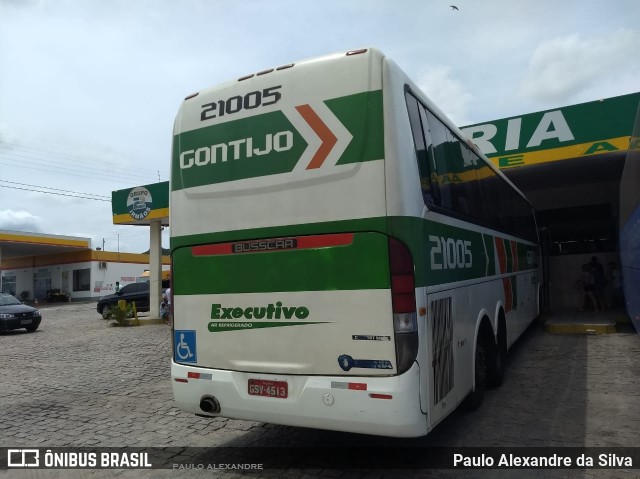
0,292,42,332
96,282,165,319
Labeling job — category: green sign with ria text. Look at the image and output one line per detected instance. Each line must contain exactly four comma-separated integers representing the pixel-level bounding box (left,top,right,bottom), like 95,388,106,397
461,92,639,169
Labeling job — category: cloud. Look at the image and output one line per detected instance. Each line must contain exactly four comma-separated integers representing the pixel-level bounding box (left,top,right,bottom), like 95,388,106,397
519,29,640,104
0,210,44,233
415,65,474,125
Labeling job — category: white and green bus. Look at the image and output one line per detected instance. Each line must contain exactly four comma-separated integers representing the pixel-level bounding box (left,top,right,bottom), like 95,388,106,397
170,48,541,438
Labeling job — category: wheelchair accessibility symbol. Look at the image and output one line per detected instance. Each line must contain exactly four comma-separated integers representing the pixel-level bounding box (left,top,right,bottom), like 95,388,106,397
174,330,197,363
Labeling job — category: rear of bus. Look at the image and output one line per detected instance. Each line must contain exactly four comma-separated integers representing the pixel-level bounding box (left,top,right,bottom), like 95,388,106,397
170,48,426,437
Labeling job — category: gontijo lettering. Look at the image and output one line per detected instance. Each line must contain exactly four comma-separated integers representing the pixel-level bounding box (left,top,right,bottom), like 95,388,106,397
179,131,293,169
211,302,309,320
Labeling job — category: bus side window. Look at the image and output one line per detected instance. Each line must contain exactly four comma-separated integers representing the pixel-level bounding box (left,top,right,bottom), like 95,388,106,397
458,143,484,218
477,164,502,230
423,109,452,209
418,106,441,205
405,93,435,205
444,128,472,215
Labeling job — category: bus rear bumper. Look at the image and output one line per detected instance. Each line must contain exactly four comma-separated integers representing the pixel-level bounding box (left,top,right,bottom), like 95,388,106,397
171,361,427,438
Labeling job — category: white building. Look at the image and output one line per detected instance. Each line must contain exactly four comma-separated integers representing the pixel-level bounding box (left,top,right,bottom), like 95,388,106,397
0,230,169,302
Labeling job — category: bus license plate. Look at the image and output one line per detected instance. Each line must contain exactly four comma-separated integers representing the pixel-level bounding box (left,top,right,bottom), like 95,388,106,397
248,379,288,399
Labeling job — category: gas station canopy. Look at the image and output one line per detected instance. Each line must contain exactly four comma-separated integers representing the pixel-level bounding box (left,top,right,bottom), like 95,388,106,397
0,231,91,260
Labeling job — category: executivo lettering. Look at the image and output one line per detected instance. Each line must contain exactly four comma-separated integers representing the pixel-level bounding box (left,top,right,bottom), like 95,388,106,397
211,302,309,320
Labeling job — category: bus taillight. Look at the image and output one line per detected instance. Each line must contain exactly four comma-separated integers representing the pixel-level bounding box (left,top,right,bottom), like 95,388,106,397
389,238,416,314
389,238,418,374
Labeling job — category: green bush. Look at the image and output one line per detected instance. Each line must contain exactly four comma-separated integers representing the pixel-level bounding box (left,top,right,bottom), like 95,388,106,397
109,300,138,326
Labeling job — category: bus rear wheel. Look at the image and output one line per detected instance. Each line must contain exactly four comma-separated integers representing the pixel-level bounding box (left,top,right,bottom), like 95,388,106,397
463,339,486,410
487,318,507,387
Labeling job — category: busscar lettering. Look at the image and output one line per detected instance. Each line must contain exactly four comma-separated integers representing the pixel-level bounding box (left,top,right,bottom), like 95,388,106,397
232,238,297,253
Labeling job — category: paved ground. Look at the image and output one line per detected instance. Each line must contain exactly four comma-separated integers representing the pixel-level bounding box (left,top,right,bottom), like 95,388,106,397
0,302,638,479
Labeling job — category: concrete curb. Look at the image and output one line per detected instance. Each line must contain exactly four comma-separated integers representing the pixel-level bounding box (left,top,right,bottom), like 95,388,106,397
546,319,616,334
115,317,167,326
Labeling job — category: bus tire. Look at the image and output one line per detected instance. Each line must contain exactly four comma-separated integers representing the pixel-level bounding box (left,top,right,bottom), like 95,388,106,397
463,339,486,410
487,315,507,387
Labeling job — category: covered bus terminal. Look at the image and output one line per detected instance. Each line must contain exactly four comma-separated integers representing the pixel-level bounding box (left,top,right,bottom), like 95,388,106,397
462,91,640,333
1,92,639,331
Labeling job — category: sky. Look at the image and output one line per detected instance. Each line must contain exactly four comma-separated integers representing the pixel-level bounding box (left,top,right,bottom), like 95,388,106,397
0,0,638,254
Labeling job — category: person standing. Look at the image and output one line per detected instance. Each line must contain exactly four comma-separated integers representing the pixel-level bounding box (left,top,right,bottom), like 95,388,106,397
579,264,597,311
160,297,169,322
609,261,623,308
163,281,172,325
589,256,606,311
